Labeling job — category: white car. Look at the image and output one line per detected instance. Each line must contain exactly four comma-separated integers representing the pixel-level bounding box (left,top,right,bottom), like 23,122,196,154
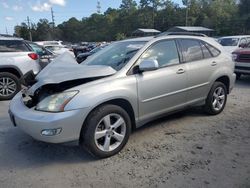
35,40,64,46
218,35,250,53
44,45,74,56
0,36,41,100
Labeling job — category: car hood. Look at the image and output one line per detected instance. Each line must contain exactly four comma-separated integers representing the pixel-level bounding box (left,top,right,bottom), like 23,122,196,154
28,52,116,95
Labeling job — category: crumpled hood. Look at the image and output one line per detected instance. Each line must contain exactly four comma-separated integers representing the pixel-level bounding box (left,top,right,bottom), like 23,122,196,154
28,52,116,95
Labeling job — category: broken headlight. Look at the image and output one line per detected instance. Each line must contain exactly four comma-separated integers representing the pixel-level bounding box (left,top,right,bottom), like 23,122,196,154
36,91,78,112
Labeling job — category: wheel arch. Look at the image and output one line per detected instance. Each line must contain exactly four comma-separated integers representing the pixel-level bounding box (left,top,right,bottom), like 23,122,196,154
80,98,136,139
0,66,23,78
214,75,230,94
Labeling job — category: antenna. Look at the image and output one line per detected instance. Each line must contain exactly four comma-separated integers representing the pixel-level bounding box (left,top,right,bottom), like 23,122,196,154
27,16,32,41
97,1,101,14
51,7,55,29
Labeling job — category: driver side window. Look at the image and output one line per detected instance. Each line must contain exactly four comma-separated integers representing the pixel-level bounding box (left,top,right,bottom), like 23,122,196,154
138,40,180,68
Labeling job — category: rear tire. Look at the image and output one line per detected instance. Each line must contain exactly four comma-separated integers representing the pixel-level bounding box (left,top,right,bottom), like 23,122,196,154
80,104,131,158
0,72,21,100
204,81,227,115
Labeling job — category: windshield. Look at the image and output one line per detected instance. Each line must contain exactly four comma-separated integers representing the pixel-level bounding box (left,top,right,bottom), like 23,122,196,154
218,38,239,46
84,41,146,71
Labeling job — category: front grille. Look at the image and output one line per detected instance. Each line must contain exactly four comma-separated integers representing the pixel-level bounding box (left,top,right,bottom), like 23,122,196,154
238,54,250,62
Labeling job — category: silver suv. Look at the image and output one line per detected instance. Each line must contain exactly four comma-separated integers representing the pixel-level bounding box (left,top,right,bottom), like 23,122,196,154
9,35,236,158
0,36,41,100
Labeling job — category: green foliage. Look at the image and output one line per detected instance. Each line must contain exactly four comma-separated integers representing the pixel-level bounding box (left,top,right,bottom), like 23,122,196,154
14,0,250,42
115,33,126,40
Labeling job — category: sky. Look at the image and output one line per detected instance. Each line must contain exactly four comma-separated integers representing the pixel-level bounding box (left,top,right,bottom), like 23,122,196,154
0,0,183,35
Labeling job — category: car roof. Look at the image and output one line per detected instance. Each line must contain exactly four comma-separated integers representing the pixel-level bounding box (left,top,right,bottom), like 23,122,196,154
118,35,223,53
122,36,154,42
219,35,250,39
121,35,211,43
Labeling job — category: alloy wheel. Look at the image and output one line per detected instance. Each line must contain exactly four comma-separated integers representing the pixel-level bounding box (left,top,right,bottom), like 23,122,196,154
212,86,225,111
94,113,126,152
0,77,17,97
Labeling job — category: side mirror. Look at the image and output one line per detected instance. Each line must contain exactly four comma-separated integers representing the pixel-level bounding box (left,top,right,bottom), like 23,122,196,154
139,59,159,72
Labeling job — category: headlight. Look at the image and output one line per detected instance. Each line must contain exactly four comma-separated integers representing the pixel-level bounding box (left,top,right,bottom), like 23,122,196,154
36,91,78,112
232,53,238,61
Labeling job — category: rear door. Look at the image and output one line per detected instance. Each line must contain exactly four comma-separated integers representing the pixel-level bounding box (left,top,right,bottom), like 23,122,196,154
178,39,220,103
136,39,188,121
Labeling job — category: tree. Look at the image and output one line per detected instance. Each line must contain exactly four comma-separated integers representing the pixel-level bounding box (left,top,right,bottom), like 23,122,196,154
239,0,250,16
36,19,53,40
120,0,137,11
14,23,29,40
13,0,248,42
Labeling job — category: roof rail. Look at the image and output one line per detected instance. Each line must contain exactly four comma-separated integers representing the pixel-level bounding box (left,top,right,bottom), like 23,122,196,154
156,32,208,38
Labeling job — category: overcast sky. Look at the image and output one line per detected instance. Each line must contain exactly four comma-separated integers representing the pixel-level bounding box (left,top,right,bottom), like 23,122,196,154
0,0,183,35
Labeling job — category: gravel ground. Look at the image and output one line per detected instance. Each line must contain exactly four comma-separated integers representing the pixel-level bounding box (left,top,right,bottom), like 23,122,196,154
0,77,249,188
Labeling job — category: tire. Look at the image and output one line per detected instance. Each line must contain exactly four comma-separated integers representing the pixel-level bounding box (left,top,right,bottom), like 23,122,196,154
204,81,227,115
80,104,131,158
0,72,21,100
236,73,241,80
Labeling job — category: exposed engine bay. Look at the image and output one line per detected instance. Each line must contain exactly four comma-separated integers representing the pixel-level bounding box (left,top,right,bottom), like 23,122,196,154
20,52,116,108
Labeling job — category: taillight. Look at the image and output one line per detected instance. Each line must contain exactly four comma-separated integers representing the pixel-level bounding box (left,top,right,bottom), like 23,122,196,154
28,53,38,60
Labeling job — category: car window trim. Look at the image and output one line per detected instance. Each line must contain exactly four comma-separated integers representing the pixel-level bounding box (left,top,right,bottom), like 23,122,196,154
178,39,221,63
203,41,221,57
199,41,214,59
178,38,206,63
127,39,181,75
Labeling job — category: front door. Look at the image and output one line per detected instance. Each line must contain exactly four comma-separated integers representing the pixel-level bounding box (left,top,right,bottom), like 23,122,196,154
136,40,188,121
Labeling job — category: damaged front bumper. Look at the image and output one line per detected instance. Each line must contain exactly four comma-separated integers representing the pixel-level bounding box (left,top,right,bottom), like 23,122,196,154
9,92,88,143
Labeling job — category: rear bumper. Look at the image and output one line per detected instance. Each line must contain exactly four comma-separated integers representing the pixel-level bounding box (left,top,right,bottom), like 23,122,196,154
235,62,250,75
9,92,88,143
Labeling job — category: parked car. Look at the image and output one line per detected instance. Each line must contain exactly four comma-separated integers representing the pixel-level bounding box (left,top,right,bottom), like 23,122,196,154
34,40,64,46
76,44,108,63
0,36,41,100
232,42,250,79
44,45,74,56
26,41,57,69
73,45,91,57
9,34,235,158
218,35,250,53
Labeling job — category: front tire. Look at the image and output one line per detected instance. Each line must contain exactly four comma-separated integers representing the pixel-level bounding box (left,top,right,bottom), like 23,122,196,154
0,72,21,100
204,82,227,115
80,104,131,158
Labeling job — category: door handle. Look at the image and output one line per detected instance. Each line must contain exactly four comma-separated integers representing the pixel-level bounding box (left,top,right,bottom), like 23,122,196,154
176,68,185,74
211,61,217,66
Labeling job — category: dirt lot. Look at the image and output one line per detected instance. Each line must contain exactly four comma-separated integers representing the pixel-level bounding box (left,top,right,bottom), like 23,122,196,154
0,77,249,188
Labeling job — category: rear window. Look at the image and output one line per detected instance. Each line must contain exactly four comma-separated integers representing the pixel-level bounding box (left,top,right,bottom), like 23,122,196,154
204,43,220,57
0,40,30,52
180,39,203,62
200,42,213,58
